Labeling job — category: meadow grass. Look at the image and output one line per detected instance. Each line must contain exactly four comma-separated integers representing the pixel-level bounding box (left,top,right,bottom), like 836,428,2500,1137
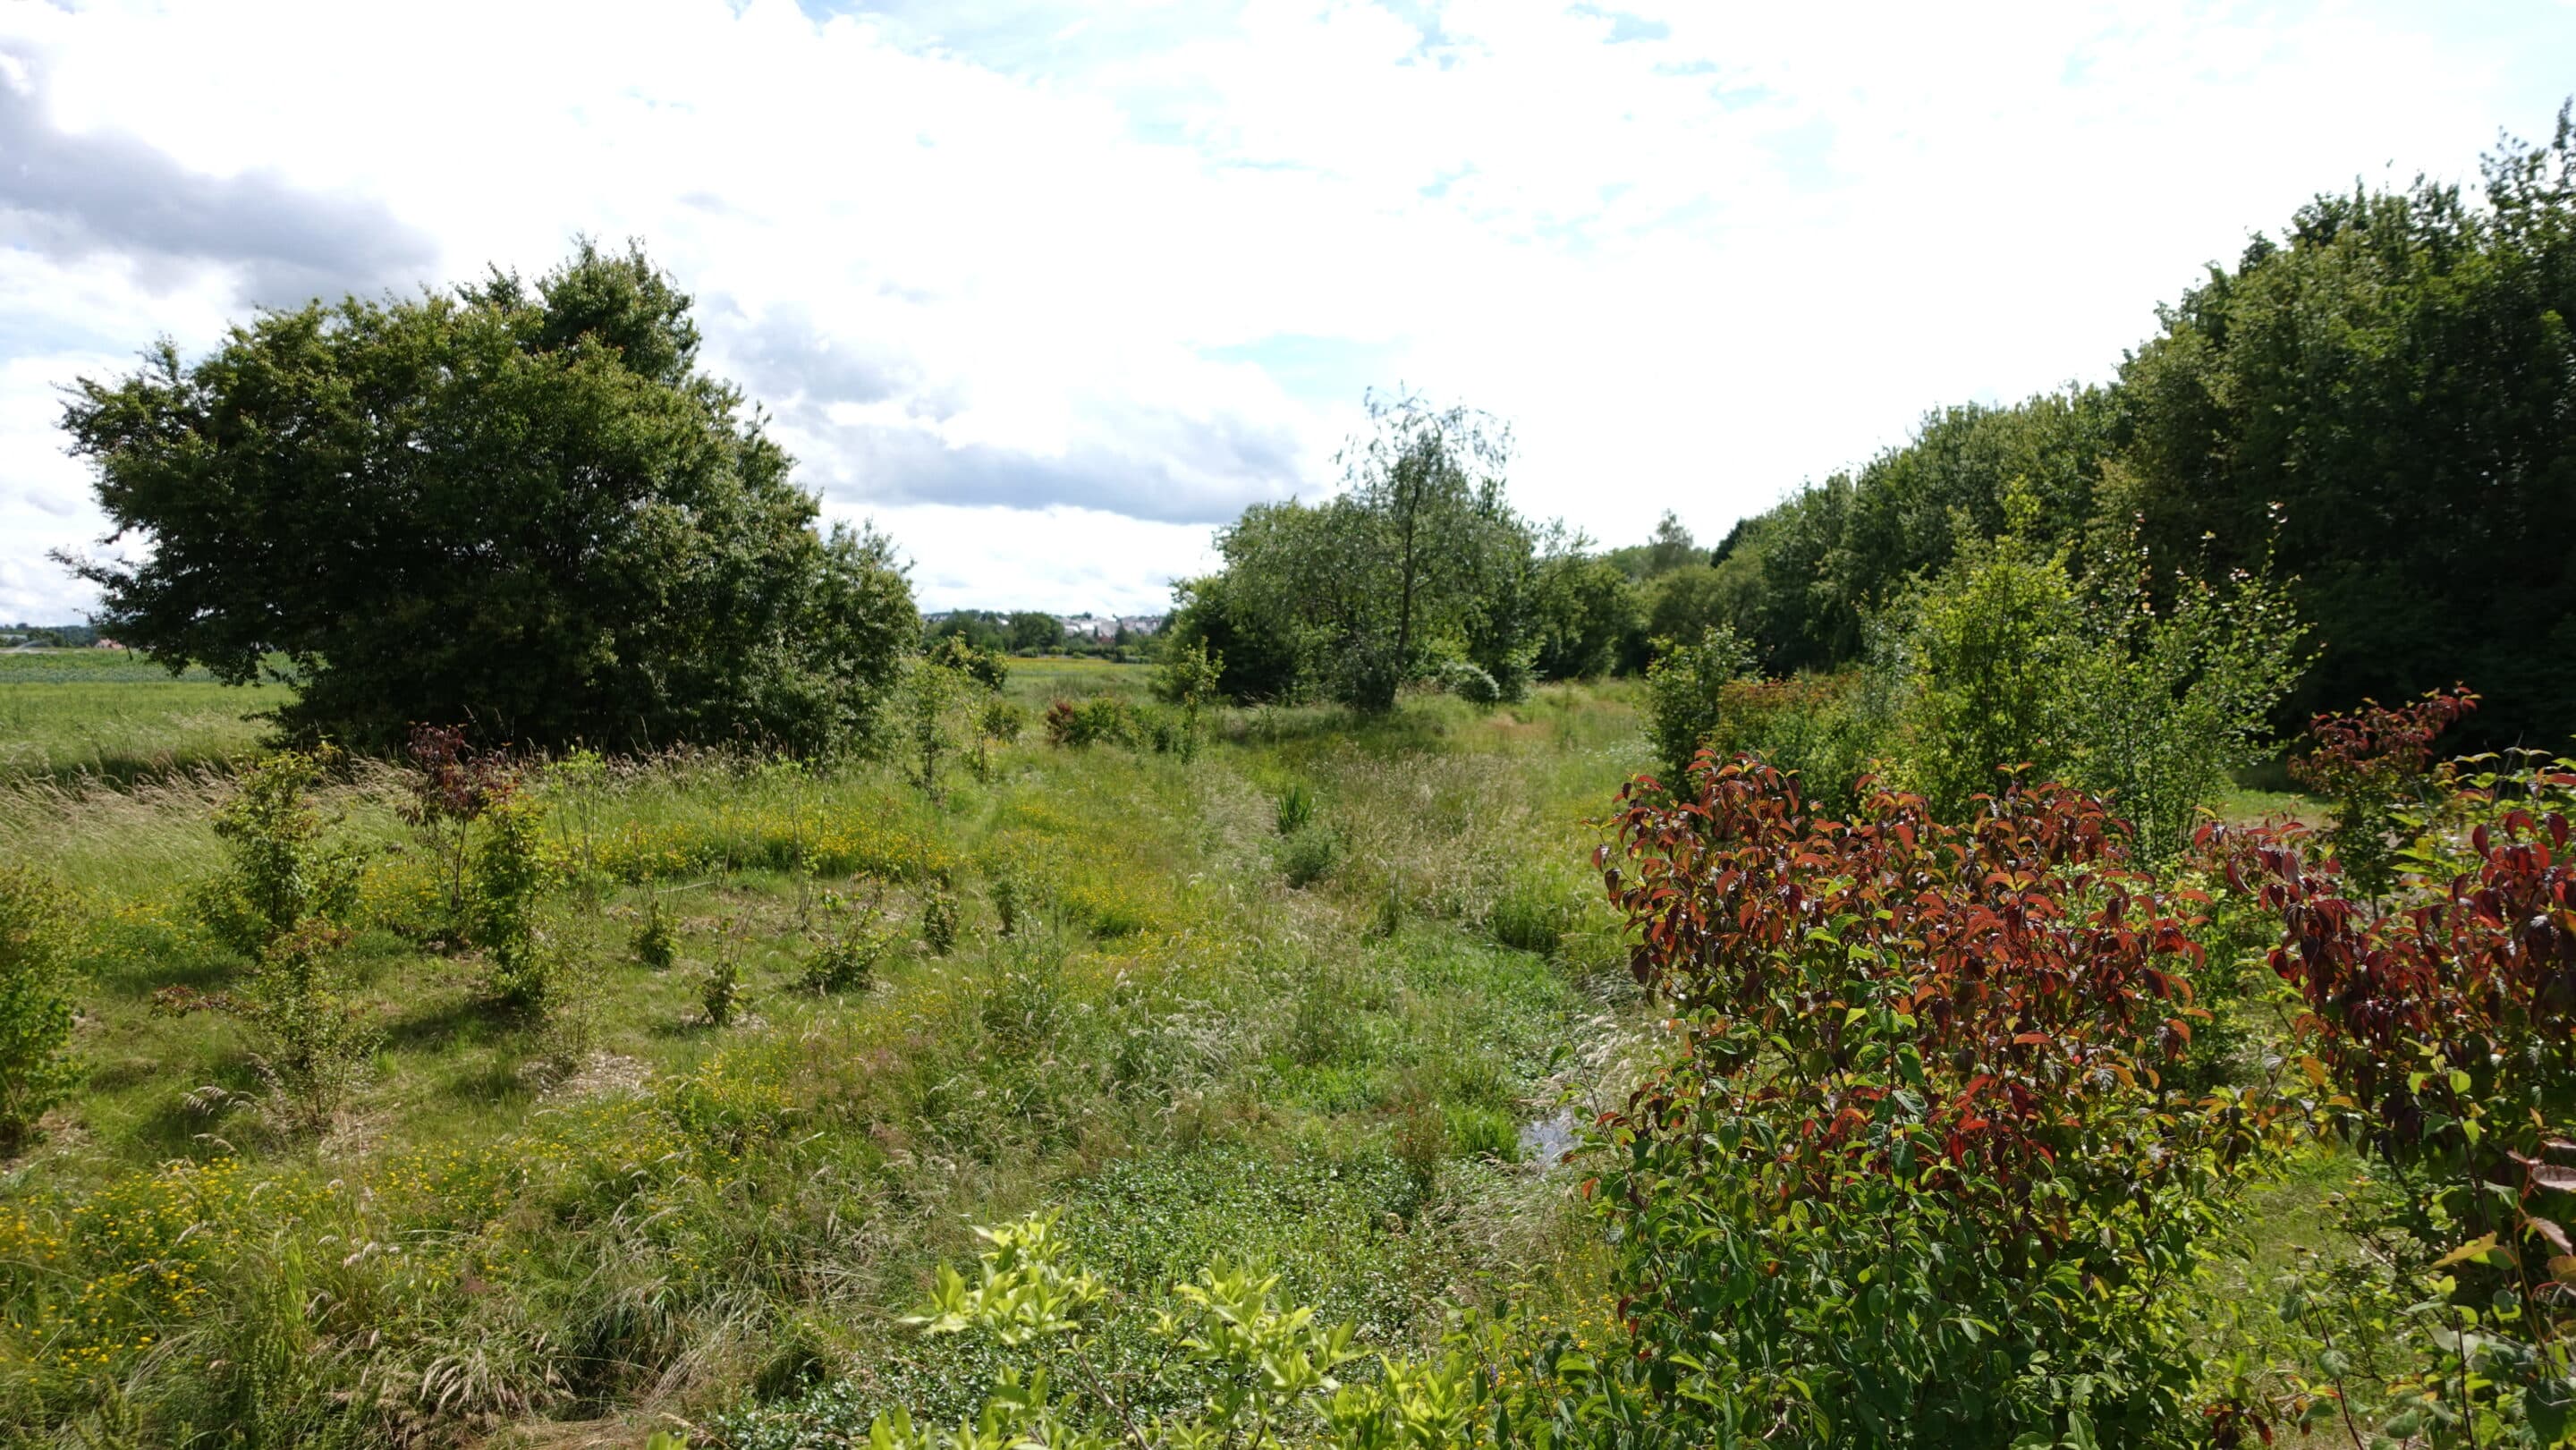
0,666,1645,1446
0,652,277,784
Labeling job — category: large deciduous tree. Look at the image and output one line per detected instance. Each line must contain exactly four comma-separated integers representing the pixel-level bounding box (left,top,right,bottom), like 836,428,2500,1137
57,241,914,754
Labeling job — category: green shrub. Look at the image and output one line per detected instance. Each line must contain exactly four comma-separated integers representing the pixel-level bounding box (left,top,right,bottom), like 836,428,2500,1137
631,894,678,971
1044,695,1137,748
1641,623,1757,783
698,952,748,1028
1891,517,2303,855
1278,824,1339,888
470,791,564,1013
919,877,962,955
875,1213,1485,1450
800,890,891,992
904,654,967,799
2288,685,2479,898
1439,659,1502,705
1151,638,1224,759
972,696,1027,781
0,867,80,1149
234,920,378,1128
196,748,361,958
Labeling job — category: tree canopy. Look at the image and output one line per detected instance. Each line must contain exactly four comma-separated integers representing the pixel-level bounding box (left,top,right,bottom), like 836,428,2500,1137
1694,108,2576,746
59,241,915,753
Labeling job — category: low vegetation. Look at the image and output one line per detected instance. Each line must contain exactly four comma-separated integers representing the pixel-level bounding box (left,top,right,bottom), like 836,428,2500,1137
4,99,2572,1450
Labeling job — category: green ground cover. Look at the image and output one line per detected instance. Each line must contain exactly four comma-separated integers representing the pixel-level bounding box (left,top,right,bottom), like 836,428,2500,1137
0,665,1640,1446
0,652,276,784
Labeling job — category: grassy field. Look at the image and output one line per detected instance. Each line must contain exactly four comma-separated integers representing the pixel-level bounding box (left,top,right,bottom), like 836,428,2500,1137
0,660,1649,1446
0,651,277,784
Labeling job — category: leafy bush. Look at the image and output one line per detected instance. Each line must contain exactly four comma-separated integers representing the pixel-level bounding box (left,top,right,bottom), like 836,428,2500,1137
631,894,679,971
399,724,515,936
1640,623,1756,782
1151,638,1224,759
800,889,892,992
905,653,969,799
1893,522,2303,856
877,1213,1486,1450
1043,696,1140,749
1439,659,1502,705
233,920,378,1129
1279,824,1340,889
469,791,564,1013
0,867,80,1150
1706,673,1880,816
974,697,1028,781
195,748,361,958
1594,755,2278,1447
2202,757,2576,1446
2288,684,2479,897
919,877,963,955
698,952,749,1028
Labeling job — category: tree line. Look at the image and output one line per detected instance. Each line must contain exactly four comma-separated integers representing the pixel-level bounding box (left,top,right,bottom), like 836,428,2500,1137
1175,106,2575,754
55,106,2572,756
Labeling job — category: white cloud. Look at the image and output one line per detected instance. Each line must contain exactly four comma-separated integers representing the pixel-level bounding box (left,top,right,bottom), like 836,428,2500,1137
0,0,2568,620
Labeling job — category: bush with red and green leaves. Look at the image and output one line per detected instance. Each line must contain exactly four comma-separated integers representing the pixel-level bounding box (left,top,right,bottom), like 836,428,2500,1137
2202,750,2576,1446
1589,752,2278,1449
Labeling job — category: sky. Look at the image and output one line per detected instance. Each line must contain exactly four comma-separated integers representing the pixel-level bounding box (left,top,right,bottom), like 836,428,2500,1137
2,0,2571,622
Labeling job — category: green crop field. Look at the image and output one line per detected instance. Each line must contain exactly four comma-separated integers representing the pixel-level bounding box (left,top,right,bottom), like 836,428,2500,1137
0,651,280,784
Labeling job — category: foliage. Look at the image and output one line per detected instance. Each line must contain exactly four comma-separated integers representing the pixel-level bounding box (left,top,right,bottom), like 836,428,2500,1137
919,876,962,956
1438,659,1502,706
1162,572,1303,705
0,867,80,1149
1044,696,1140,750
931,633,1011,693
1640,623,1756,783
1215,394,1532,710
1149,639,1224,760
905,653,970,800
56,240,916,753
233,920,378,1129
1528,550,1639,681
468,790,563,1013
1594,756,2280,1447
1694,114,2576,745
2202,759,2576,1445
1890,521,2305,857
801,888,893,993
880,1213,1485,1450
974,698,1028,782
2290,686,2481,898
699,950,749,1028
195,748,360,958
400,724,516,936
631,893,679,972
1279,825,1340,889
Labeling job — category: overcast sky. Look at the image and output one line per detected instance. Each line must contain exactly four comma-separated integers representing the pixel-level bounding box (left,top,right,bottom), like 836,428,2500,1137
2,0,2570,621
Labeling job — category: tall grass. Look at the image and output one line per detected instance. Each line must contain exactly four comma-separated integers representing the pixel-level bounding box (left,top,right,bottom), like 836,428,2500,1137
0,673,1648,1445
